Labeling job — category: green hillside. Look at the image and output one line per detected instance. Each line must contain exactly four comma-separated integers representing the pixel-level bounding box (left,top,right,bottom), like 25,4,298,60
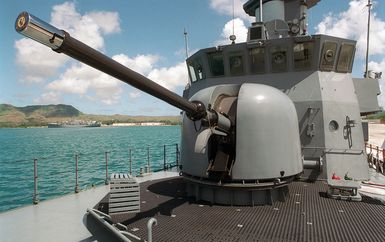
0,104,81,127
0,104,181,127
17,104,81,117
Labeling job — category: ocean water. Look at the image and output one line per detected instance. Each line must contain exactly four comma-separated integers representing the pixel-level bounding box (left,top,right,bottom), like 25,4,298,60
0,126,180,212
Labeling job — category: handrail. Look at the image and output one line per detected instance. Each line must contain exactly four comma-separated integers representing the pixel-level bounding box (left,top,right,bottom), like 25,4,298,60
1,143,180,208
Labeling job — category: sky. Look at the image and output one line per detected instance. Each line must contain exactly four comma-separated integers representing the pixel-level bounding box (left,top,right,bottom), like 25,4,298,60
1,0,384,116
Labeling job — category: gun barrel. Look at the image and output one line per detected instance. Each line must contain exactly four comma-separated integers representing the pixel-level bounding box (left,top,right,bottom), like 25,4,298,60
15,12,205,119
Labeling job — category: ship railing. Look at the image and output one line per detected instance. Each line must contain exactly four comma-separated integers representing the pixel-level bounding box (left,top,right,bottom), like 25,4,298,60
365,142,385,175
0,143,180,209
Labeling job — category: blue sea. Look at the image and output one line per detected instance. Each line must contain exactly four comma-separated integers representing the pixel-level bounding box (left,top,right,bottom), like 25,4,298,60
0,126,180,212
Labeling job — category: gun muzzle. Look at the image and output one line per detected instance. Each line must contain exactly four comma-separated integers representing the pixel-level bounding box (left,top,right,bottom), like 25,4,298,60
15,12,65,50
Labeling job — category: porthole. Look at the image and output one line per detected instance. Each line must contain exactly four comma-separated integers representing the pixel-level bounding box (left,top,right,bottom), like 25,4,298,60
324,50,335,62
320,41,337,71
329,120,339,132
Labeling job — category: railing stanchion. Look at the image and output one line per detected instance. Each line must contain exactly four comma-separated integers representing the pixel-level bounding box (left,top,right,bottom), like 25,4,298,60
376,146,379,165
382,147,385,175
75,154,79,193
105,151,109,185
164,145,167,170
176,143,179,169
33,158,39,205
129,148,132,175
147,145,151,172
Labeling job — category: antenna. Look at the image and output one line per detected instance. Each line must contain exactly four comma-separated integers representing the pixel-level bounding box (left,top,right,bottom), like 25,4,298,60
184,28,189,59
364,0,372,77
229,0,236,44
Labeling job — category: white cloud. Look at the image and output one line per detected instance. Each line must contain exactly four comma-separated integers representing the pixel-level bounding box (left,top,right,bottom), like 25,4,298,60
14,39,68,83
147,62,188,91
129,91,141,99
112,54,160,75
368,60,385,108
215,18,248,46
87,11,121,35
15,1,121,84
46,63,122,105
50,2,120,50
34,92,61,104
209,0,252,21
47,64,98,95
316,0,385,59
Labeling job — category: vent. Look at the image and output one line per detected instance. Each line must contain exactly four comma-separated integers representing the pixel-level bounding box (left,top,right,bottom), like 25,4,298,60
247,23,265,42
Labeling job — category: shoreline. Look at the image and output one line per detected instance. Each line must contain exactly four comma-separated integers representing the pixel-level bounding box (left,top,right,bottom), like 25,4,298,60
0,123,181,129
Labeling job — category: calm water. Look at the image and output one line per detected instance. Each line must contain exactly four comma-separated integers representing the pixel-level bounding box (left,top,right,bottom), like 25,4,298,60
0,126,180,212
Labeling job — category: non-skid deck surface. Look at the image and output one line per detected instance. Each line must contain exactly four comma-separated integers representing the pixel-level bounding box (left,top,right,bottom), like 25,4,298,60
97,177,385,242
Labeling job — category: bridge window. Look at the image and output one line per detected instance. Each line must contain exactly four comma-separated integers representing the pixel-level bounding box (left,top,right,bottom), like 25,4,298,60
337,43,355,73
188,63,197,82
320,41,337,71
271,46,287,72
187,58,204,82
229,53,244,75
293,42,313,70
208,52,224,76
249,48,265,74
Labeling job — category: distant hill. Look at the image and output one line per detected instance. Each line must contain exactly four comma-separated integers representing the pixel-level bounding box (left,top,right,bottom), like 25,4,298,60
17,104,81,117
0,104,81,127
0,104,181,127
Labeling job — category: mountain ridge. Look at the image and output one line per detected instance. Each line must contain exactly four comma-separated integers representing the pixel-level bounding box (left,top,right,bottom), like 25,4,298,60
0,104,181,127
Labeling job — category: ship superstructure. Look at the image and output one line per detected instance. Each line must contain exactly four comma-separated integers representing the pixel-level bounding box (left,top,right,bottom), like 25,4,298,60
181,0,381,201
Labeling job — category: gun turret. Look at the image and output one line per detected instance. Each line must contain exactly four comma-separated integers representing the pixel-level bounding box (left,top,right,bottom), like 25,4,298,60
15,12,208,121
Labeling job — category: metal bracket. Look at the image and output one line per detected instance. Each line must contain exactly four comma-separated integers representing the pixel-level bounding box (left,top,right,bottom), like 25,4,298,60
307,123,315,137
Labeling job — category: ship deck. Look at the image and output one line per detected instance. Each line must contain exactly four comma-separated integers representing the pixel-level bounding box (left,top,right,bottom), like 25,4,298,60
99,176,385,242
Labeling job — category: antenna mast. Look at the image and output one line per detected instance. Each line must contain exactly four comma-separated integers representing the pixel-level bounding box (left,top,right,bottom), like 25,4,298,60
364,0,372,77
184,28,189,59
229,0,236,44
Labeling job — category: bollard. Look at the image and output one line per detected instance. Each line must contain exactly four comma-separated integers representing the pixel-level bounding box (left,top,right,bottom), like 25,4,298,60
75,154,79,193
33,158,39,205
164,145,167,170
105,152,109,185
129,148,132,175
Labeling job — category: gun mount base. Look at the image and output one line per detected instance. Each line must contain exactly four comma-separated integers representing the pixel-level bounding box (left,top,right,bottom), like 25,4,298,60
183,174,295,205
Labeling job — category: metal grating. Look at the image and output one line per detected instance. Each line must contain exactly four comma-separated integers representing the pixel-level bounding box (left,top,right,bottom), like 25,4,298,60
97,177,385,242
